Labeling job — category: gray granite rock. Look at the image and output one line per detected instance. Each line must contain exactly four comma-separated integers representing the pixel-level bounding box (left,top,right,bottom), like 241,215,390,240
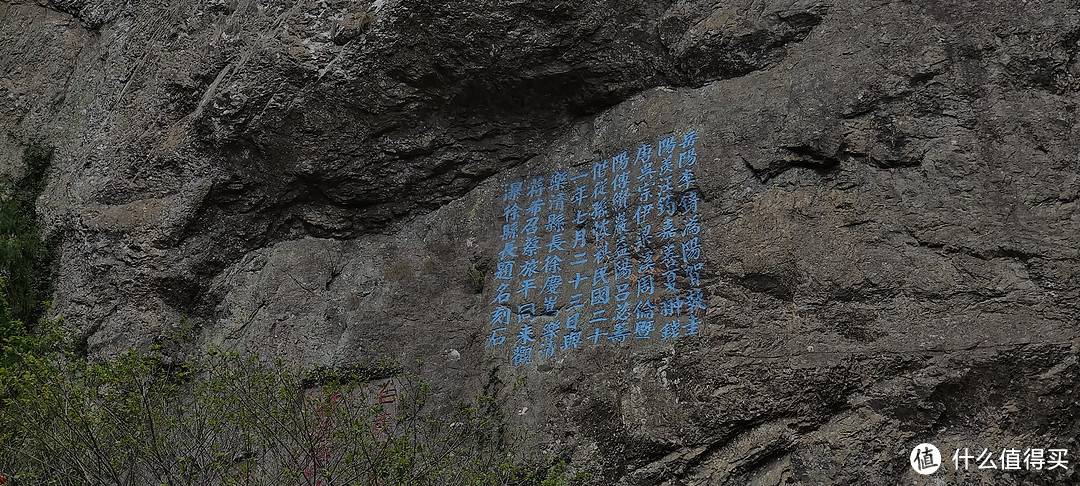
2,0,1079,483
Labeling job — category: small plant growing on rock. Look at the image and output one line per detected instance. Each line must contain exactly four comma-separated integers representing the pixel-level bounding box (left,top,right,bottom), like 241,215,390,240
465,266,485,294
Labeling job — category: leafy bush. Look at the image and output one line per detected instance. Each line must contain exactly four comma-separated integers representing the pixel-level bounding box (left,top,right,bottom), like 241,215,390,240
0,142,54,367
0,347,578,485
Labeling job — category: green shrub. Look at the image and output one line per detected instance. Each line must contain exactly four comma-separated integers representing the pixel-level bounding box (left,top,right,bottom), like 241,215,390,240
0,142,54,366
0,348,578,485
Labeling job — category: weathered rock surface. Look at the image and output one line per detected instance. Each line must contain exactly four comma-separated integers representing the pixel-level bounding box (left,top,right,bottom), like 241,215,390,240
2,0,1080,483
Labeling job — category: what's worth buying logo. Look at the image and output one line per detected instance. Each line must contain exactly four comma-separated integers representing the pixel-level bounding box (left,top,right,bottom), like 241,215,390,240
910,442,1070,475
911,443,942,474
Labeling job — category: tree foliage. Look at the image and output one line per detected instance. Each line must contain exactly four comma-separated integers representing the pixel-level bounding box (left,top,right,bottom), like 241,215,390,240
0,142,54,367
0,347,580,485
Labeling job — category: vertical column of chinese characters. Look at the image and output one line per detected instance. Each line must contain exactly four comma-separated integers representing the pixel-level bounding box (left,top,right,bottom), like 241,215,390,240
560,169,590,353
631,138,661,343
592,151,623,343
673,130,704,338
512,177,548,366
655,133,683,335
610,150,634,346
585,159,612,346
536,172,569,362
489,181,524,358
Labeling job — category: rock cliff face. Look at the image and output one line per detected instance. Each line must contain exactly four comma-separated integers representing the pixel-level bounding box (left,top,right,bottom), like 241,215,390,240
3,0,1080,483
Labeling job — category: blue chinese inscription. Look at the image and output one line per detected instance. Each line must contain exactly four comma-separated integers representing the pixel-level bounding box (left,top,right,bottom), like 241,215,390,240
488,130,706,366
